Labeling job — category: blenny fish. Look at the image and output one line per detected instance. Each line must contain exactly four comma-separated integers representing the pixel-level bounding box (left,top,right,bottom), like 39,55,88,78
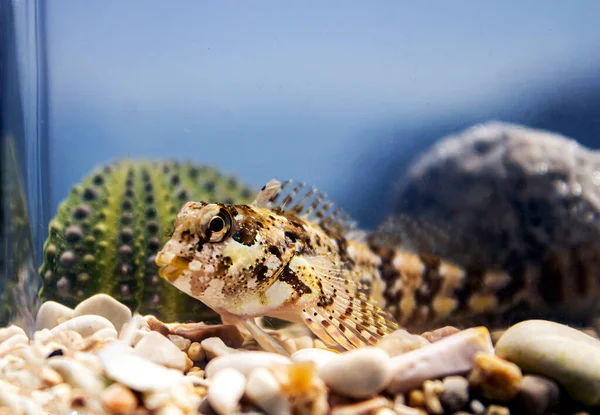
155,179,560,354
155,179,402,354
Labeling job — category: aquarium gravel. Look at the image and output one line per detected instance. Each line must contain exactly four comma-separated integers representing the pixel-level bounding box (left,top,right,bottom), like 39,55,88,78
0,294,596,414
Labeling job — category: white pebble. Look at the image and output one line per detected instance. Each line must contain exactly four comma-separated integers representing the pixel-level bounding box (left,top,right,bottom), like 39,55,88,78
291,348,338,369
35,301,73,331
246,367,291,415
0,325,26,343
48,357,106,395
156,404,184,415
73,294,132,333
201,337,238,359
0,334,29,355
387,327,494,394
50,315,114,338
91,327,118,341
208,368,246,415
98,341,183,392
319,347,392,399
134,331,188,371
205,351,292,378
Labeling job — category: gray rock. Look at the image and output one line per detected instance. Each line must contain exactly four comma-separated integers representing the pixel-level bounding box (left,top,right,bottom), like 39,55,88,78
382,122,600,324
517,375,560,415
440,376,469,412
495,319,600,406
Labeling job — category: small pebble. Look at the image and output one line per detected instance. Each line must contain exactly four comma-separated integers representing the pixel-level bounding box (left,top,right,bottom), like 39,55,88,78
408,389,425,407
495,319,600,406
73,294,132,333
134,331,188,371
319,347,392,399
440,376,469,412
35,302,74,331
485,405,510,415
331,396,390,415
388,327,494,393
46,330,84,350
98,342,183,392
291,348,338,369
91,327,118,341
0,334,29,355
50,315,114,338
201,337,238,359
377,329,429,357
208,368,246,415
205,351,292,378
48,357,106,395
468,352,522,401
246,367,290,415
0,325,27,344
423,380,443,414
517,375,560,415
168,334,191,351
471,399,485,414
187,342,205,362
100,383,138,413
421,326,460,343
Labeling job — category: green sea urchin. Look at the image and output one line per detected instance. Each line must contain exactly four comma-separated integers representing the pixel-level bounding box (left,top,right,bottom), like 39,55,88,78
39,159,255,322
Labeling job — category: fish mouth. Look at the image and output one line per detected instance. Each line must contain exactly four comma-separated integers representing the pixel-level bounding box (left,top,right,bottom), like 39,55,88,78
156,251,191,282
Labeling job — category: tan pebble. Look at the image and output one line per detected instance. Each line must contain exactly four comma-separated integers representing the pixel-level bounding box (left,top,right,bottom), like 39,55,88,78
423,380,443,414
188,366,201,373
373,408,397,415
101,383,138,413
201,337,238,359
485,404,510,415
184,356,194,372
35,301,74,331
187,342,205,362
421,326,461,343
168,334,191,351
282,338,297,355
41,367,64,387
313,339,327,349
194,385,208,398
331,396,390,415
408,389,425,407
468,352,522,401
378,329,429,357
293,335,314,351
471,399,485,414
394,403,427,415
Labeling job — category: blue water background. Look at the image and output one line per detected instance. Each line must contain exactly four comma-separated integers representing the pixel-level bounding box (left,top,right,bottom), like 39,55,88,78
44,1,600,239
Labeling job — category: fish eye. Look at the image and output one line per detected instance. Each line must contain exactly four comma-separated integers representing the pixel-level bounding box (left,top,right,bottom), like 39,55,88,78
209,216,224,232
204,210,232,242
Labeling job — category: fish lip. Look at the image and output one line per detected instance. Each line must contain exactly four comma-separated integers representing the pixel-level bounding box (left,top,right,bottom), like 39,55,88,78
156,251,190,281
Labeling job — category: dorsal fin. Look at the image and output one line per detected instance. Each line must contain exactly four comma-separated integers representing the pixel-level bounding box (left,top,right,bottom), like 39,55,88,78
251,179,357,238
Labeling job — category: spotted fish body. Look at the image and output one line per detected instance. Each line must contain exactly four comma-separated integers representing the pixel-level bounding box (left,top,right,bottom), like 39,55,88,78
155,179,400,351
155,179,597,352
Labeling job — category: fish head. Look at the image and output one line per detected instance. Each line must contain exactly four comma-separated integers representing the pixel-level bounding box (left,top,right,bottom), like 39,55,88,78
155,201,295,312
